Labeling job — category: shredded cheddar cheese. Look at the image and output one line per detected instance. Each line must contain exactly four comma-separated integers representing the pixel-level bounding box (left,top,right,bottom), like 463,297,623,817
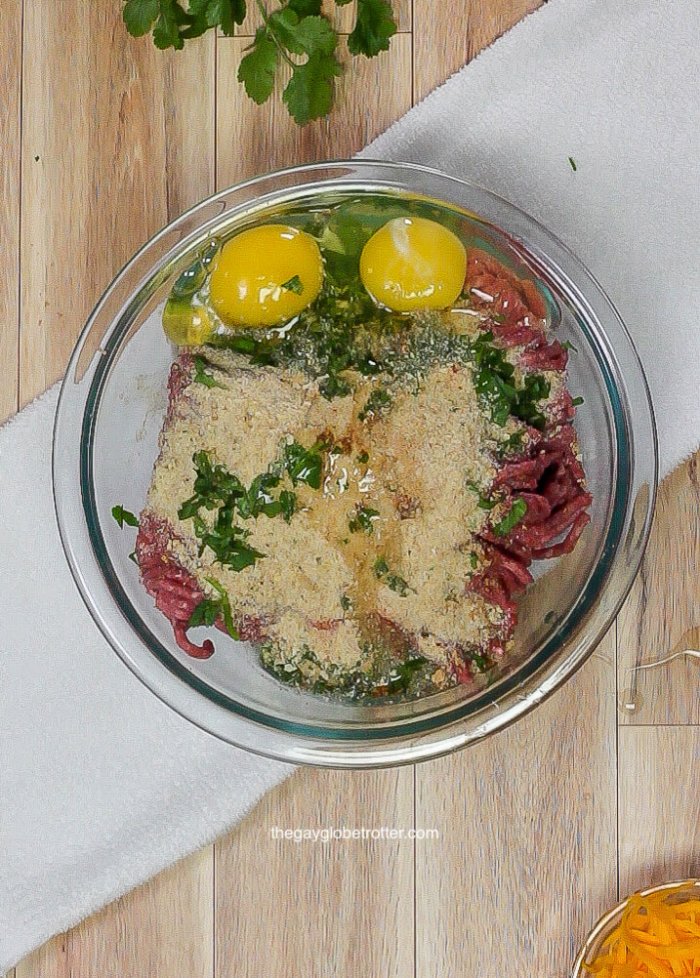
585,884,700,978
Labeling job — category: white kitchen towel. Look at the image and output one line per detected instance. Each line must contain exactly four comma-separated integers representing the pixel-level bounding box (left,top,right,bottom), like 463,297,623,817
2,0,700,969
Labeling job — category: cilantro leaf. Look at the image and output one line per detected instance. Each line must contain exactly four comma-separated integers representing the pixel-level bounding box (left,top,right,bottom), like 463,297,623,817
292,15,338,56
189,0,246,33
281,274,304,294
283,52,342,124
284,440,324,489
238,29,279,104
287,0,322,13
348,0,397,57
152,0,191,50
348,505,379,534
493,498,528,537
112,505,140,528
193,355,227,389
123,0,160,36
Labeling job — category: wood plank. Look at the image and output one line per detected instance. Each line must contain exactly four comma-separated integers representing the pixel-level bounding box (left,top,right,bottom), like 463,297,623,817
214,768,414,978
236,0,412,37
618,726,700,895
215,34,412,189
15,848,214,978
19,4,215,404
413,0,543,100
416,635,618,978
13,6,216,975
617,455,700,725
0,0,21,424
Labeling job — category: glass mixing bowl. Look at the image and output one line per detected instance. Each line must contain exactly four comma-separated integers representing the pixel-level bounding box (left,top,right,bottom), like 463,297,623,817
53,161,657,767
570,880,700,977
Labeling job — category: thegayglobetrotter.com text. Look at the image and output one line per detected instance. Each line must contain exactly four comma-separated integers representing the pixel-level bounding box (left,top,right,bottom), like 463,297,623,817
270,826,439,843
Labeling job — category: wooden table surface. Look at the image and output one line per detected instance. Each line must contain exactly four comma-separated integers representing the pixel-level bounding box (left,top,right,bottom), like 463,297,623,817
4,2,699,975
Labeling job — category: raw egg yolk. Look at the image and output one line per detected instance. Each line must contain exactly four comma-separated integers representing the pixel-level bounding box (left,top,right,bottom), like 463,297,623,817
209,224,323,328
359,216,467,313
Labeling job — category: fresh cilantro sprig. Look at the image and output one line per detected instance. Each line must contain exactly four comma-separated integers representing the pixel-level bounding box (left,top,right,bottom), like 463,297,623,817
112,505,140,528
122,0,397,125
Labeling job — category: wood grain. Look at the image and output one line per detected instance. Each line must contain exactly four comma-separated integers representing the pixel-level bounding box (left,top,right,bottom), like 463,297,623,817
618,726,700,895
215,768,414,978
0,0,21,424
15,848,214,978
415,636,618,978
236,0,412,37
7,1,700,976
216,34,412,189
19,3,214,404
617,454,700,725
11,6,216,976
413,0,543,100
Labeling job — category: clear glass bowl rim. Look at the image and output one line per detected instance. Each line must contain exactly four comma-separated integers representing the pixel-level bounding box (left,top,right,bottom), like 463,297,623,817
53,159,658,768
570,879,700,977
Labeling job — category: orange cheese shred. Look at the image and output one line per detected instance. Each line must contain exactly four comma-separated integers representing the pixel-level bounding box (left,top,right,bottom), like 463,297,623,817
585,885,700,978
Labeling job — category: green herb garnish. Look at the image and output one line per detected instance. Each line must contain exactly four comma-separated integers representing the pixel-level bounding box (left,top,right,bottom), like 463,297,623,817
193,355,227,390
572,396,584,407
469,330,550,429
194,507,266,571
178,450,306,571
492,498,528,537
284,440,324,489
112,505,139,528
281,274,304,295
374,555,411,596
189,576,239,640
356,450,369,464
123,1,396,125
348,505,379,534
358,387,392,421
561,340,579,353
340,593,352,611
497,430,526,457
568,156,578,172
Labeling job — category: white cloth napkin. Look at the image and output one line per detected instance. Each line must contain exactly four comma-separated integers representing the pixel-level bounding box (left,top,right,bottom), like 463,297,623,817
2,0,699,968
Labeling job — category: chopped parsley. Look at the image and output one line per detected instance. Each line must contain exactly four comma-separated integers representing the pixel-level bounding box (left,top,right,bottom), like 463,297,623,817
358,387,392,421
374,556,411,596
568,156,578,172
340,593,352,611
112,505,139,528
572,396,585,407
189,577,239,641
177,449,309,571
470,330,550,429
281,274,304,295
283,440,324,489
497,430,526,457
492,498,528,537
193,354,227,390
348,505,379,534
356,450,369,464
